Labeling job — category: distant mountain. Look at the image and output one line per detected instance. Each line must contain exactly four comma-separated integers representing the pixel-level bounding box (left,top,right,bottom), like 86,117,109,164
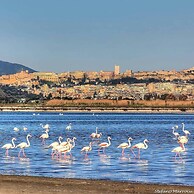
0,60,36,76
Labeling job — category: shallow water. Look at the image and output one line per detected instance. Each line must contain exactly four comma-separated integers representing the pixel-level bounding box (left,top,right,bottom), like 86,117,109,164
0,112,193,185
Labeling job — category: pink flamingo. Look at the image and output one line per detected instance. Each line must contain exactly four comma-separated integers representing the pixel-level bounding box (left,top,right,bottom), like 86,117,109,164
98,136,111,154
131,139,149,159
90,127,98,138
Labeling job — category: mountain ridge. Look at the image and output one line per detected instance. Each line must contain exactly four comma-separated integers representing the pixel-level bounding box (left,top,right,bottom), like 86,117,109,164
0,60,36,75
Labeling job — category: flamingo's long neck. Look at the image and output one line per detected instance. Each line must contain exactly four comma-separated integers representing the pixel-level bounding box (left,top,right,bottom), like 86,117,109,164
59,137,62,144
182,123,185,132
72,138,76,148
46,131,49,137
108,138,111,146
128,139,131,147
12,139,16,148
180,143,185,151
143,140,148,149
26,136,30,147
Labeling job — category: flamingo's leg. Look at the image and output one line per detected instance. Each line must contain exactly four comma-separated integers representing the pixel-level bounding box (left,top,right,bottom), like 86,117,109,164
131,148,136,158
22,149,26,157
138,149,141,159
18,150,21,158
175,153,178,160
122,149,125,156
6,149,9,157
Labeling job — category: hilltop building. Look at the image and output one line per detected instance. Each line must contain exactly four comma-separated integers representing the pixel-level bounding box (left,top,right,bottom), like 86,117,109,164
114,65,120,75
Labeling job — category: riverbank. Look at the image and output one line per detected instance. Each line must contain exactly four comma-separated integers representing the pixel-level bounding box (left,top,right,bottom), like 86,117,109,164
0,175,193,194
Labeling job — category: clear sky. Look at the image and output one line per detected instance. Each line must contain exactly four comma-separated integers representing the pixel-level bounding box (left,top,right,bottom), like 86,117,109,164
0,0,194,73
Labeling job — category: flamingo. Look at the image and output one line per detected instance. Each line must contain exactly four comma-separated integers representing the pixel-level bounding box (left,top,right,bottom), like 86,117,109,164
98,136,111,153
171,145,186,161
58,145,72,159
69,137,76,151
58,139,73,159
40,129,49,145
53,138,72,159
172,126,179,139
131,139,149,159
81,142,92,158
177,135,188,149
2,137,16,157
96,132,102,139
48,136,63,156
66,123,72,130
23,126,28,131
16,134,32,158
90,127,98,138
182,123,190,137
13,127,19,132
117,137,133,156
60,138,72,147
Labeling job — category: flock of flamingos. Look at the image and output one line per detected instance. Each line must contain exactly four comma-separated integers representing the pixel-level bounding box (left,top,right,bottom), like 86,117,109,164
1,122,191,162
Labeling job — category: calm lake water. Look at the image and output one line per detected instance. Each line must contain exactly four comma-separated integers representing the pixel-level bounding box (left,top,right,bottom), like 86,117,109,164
0,112,193,186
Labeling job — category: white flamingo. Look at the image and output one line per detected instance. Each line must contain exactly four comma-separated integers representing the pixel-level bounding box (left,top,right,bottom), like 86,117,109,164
98,136,111,153
131,139,149,159
58,145,72,159
69,137,76,149
52,138,72,159
13,127,19,132
48,136,63,157
40,129,49,145
182,123,190,137
177,136,188,149
172,126,179,138
117,137,133,156
171,145,186,161
66,123,72,130
81,142,92,158
16,134,31,158
2,137,16,157
23,126,28,131
48,136,63,148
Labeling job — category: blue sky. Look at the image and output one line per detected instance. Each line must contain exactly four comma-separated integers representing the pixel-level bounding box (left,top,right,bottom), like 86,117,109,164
0,0,194,73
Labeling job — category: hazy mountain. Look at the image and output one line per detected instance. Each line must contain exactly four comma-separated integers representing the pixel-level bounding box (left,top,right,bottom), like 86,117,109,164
0,60,36,75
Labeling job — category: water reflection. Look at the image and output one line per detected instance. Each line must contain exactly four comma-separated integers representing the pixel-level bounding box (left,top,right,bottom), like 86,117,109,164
118,156,130,162
135,159,149,172
98,153,111,165
57,158,73,165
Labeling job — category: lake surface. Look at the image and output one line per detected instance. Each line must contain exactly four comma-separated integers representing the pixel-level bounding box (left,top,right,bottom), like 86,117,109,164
0,112,193,186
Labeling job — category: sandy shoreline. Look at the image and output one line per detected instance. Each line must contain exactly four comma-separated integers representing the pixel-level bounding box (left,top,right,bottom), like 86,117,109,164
0,175,193,194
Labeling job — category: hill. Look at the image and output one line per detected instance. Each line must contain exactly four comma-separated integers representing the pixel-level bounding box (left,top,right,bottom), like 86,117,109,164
0,60,36,75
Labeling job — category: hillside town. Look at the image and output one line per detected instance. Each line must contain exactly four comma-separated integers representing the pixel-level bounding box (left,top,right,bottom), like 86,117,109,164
0,65,194,104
